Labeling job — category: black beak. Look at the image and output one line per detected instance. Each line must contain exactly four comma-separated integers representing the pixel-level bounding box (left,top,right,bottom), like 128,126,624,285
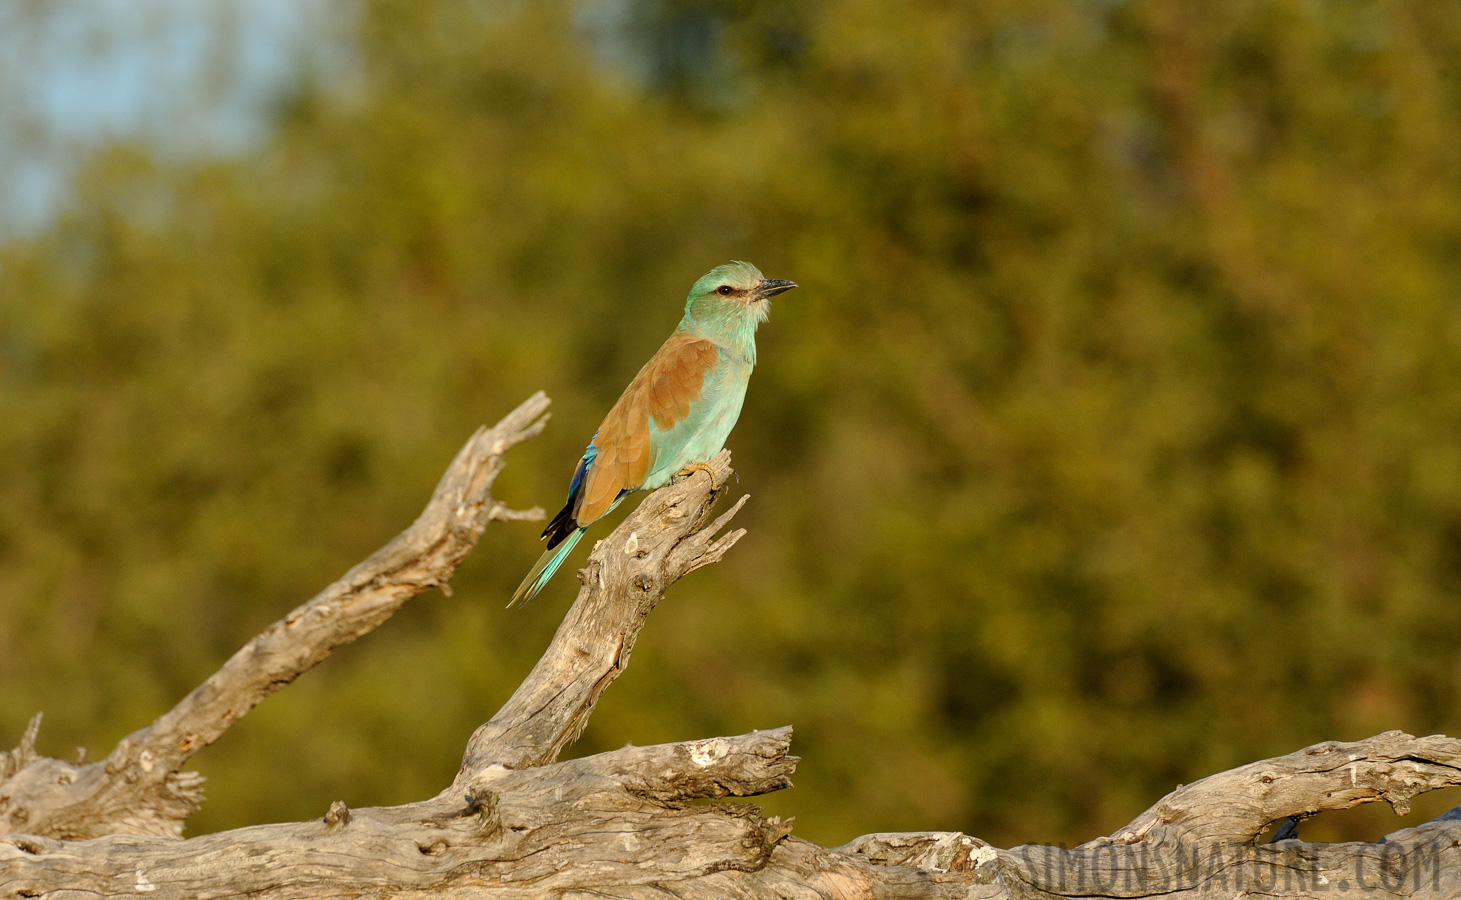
755,278,798,299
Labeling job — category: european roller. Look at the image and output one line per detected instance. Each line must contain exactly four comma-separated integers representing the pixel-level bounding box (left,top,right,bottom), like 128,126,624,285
509,261,796,607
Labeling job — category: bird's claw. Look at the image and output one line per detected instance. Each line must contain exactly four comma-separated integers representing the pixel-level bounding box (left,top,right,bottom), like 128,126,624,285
673,461,721,489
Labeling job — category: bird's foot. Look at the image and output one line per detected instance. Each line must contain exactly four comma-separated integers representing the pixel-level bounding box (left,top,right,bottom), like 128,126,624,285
672,461,721,489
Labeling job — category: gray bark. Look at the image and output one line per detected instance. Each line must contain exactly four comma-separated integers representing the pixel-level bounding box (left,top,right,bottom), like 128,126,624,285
0,392,551,841
2,392,1458,898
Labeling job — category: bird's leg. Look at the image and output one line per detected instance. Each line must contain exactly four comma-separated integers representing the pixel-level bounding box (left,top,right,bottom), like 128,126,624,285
672,460,721,488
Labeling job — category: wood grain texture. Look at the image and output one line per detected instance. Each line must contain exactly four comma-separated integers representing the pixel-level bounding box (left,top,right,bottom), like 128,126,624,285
3,391,1461,899
0,730,802,900
0,393,550,840
461,450,745,772
1092,730,1461,847
12,728,1455,900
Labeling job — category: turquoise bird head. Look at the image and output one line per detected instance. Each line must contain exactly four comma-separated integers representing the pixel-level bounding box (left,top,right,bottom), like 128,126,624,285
684,261,797,330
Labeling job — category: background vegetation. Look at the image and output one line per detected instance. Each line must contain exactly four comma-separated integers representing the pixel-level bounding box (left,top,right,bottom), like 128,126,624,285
2,0,1460,848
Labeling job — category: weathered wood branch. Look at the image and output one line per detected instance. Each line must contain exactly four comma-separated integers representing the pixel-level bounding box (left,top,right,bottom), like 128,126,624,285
459,450,744,773
3,390,1459,898
978,731,1461,898
0,730,801,900
0,392,550,840
10,729,1457,899
1094,730,1461,846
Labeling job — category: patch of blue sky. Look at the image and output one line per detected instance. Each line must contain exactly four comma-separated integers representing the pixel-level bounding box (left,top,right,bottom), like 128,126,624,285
0,0,332,236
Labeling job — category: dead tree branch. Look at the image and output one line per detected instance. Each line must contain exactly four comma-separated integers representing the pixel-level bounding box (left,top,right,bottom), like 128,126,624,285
0,392,550,840
2,391,1460,898
1094,731,1461,846
459,451,744,773
0,730,802,900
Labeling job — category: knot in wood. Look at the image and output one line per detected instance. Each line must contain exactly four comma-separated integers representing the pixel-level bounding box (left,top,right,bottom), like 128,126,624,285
464,789,497,814
417,838,450,857
6,836,51,855
324,800,352,828
464,790,502,836
578,561,600,586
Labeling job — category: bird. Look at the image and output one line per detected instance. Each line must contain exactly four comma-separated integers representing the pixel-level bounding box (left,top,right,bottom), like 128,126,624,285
509,261,796,607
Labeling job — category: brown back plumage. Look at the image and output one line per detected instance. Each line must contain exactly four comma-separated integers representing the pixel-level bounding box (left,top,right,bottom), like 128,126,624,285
573,334,720,524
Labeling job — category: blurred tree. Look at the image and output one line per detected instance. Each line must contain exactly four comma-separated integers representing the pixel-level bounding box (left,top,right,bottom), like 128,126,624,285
1,0,1459,847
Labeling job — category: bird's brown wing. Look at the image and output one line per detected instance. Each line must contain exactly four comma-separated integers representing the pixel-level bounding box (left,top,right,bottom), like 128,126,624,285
574,333,720,524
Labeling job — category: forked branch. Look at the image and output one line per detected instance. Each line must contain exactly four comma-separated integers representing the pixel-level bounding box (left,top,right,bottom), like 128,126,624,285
0,392,550,840
459,450,744,774
4,391,1461,899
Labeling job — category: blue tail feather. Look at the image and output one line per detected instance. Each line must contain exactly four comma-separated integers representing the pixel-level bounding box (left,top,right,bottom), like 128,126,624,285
508,526,584,608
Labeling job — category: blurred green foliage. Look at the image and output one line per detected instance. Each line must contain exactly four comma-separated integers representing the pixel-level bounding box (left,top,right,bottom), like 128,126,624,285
2,0,1461,848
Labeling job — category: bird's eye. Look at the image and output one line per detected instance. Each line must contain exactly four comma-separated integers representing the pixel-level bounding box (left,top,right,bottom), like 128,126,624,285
716,285,733,295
